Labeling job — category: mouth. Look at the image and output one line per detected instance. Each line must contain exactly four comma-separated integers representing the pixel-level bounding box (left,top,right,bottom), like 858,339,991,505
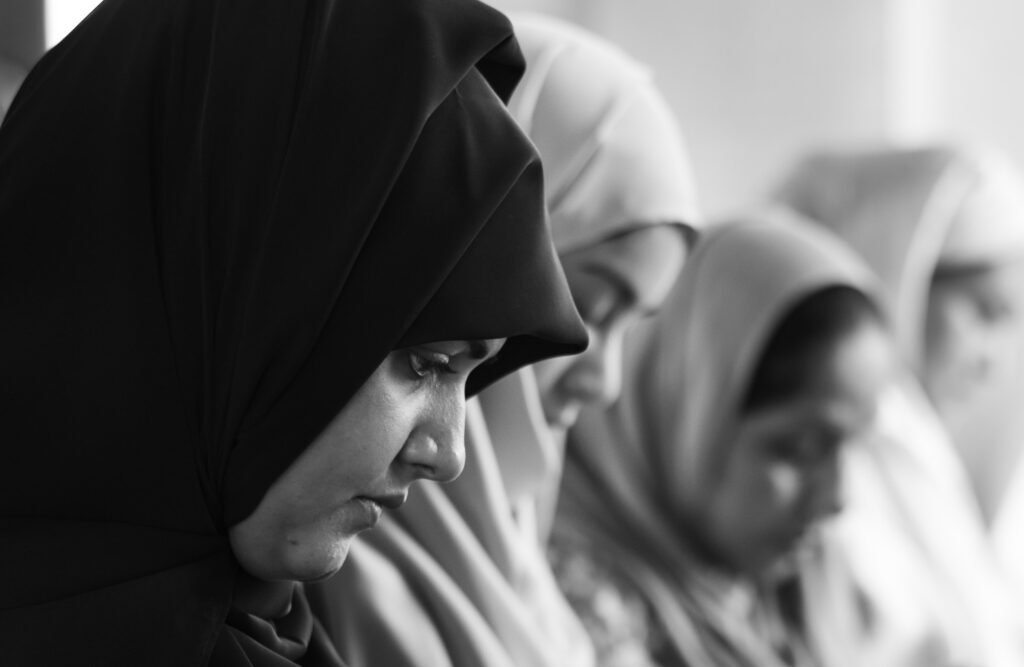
356,493,407,514
365,491,407,511
346,492,408,533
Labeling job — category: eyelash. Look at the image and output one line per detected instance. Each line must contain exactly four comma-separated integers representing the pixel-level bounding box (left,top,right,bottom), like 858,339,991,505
407,351,454,379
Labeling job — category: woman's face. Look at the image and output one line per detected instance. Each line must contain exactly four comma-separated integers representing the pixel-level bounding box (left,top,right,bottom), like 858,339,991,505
533,225,687,431
922,260,1024,434
696,322,894,577
229,338,505,582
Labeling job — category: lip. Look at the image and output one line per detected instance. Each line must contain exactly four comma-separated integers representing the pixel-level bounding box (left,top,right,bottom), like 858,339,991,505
350,497,383,530
364,491,407,511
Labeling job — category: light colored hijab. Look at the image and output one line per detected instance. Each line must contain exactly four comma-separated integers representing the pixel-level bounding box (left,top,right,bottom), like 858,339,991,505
776,145,1024,666
307,14,700,667
556,211,881,667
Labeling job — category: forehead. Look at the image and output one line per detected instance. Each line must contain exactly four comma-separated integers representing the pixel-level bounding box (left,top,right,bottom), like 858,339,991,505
742,323,894,432
559,226,686,300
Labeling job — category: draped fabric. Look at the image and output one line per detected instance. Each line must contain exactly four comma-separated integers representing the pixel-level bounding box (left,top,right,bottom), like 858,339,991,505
0,0,587,664
308,15,700,667
555,212,882,667
505,13,700,256
776,146,1024,666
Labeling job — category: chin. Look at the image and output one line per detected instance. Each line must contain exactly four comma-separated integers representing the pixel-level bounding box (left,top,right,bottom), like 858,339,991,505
300,562,346,583
284,538,353,583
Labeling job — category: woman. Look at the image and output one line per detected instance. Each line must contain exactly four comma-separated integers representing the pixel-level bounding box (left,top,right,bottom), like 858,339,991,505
552,213,896,667
0,0,587,665
776,145,1024,665
308,15,696,667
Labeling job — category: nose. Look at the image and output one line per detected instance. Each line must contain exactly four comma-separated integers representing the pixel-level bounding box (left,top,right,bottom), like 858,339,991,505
399,388,467,484
561,325,624,407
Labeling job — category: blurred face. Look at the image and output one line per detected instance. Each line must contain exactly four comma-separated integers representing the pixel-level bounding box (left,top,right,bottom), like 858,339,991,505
533,225,687,430
229,338,505,582
922,260,1024,432
695,323,893,577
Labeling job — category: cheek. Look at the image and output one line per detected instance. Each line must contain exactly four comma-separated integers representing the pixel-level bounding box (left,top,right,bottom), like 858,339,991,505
724,460,802,519
306,381,421,503
705,458,785,542
532,352,575,394
342,389,420,482
763,463,806,514
713,460,802,547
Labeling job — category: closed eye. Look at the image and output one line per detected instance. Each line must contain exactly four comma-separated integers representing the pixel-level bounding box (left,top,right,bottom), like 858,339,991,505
408,351,454,379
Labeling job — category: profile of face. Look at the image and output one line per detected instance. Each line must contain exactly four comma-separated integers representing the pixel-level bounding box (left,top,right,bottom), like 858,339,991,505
922,260,1024,431
532,225,687,430
229,338,505,582
695,320,894,577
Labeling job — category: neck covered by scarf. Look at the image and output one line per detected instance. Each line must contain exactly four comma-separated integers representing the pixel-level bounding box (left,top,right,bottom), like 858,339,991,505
0,0,586,664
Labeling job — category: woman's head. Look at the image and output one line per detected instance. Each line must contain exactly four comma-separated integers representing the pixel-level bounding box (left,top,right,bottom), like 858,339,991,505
507,15,698,430
693,286,891,576
0,0,586,600
216,24,590,581
667,219,895,578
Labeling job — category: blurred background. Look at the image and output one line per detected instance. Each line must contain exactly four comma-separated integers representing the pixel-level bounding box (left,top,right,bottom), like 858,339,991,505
5,0,1024,216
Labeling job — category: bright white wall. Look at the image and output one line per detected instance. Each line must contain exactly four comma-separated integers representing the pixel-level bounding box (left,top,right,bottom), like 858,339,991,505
45,0,102,48
491,0,1024,218
929,0,1024,167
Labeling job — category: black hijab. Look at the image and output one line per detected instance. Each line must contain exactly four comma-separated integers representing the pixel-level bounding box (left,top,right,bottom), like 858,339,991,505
0,0,586,664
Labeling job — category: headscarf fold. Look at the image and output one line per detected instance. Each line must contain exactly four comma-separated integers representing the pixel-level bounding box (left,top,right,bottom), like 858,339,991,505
0,0,586,664
309,15,699,667
556,211,883,667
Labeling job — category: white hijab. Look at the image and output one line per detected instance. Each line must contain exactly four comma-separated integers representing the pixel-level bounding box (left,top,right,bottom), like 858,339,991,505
308,15,700,667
